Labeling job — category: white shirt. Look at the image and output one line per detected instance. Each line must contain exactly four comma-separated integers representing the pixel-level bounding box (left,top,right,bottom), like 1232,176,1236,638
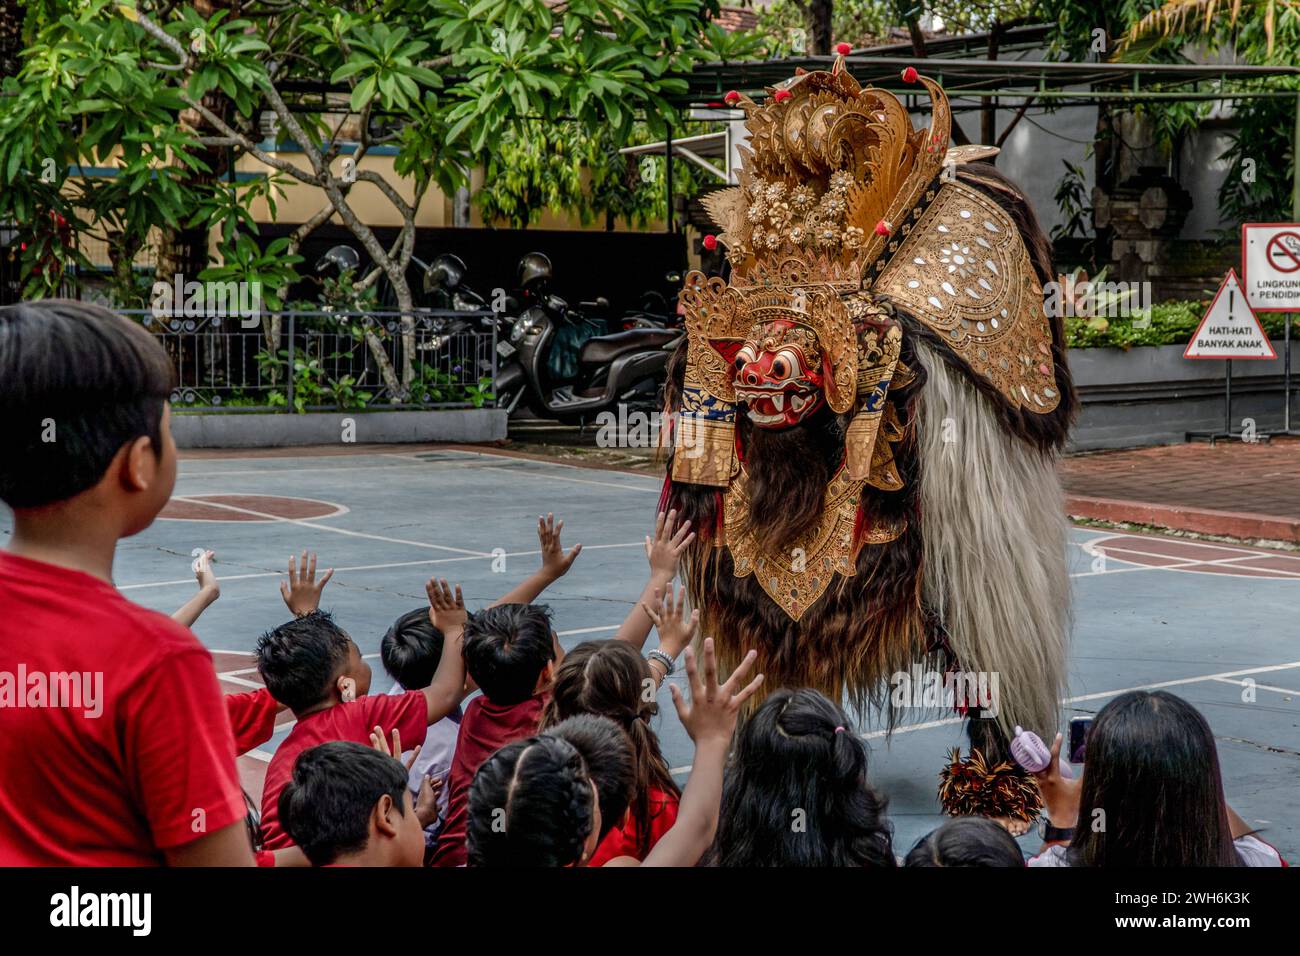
388,681,461,843
1028,834,1283,867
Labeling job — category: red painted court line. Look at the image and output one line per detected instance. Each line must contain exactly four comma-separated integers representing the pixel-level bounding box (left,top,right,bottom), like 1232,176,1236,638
1230,555,1300,573
161,494,346,522
1088,533,1300,579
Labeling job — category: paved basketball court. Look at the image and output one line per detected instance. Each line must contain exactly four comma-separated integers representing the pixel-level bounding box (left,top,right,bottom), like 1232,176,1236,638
20,445,1297,860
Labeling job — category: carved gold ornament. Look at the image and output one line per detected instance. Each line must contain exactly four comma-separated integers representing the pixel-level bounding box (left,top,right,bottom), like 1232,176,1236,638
874,180,1060,413
725,465,903,620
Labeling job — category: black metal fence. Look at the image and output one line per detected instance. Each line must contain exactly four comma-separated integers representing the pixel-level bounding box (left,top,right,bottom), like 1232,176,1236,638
117,309,498,412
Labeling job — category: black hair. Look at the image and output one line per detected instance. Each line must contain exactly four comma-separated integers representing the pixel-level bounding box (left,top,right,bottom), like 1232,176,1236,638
540,640,680,857
466,715,634,867
462,603,555,705
255,610,353,713
702,688,895,867
905,817,1026,867
381,607,445,690
278,741,410,866
1066,691,1242,867
548,714,636,844
467,735,593,867
0,299,176,508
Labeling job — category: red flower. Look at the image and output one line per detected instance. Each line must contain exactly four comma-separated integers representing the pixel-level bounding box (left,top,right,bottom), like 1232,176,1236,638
901,66,919,84
702,234,718,251
723,90,741,105
835,42,852,56
773,89,791,103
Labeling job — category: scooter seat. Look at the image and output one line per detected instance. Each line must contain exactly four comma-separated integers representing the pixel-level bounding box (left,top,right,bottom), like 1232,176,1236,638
578,328,680,367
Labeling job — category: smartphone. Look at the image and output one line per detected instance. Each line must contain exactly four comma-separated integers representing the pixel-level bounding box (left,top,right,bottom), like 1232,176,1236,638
1068,716,1093,765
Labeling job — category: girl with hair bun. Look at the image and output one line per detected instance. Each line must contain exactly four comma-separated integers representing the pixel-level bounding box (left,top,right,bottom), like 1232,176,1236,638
702,688,896,867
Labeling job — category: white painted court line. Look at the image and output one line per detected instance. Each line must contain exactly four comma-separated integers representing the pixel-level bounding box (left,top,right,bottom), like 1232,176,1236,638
1072,539,1300,580
217,673,264,690
178,462,440,479
1213,677,1300,698
118,541,647,591
1084,537,1300,571
169,495,491,557
160,495,351,523
477,465,661,493
667,660,1300,774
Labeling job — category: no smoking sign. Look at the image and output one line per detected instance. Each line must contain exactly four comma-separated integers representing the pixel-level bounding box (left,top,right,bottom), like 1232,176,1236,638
1243,223,1300,311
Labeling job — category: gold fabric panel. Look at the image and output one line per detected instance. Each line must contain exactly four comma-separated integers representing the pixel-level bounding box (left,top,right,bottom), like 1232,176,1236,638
874,181,1061,413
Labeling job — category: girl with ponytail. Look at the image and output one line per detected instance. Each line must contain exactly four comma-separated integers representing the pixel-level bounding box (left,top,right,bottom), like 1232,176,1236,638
540,639,682,863
702,688,896,867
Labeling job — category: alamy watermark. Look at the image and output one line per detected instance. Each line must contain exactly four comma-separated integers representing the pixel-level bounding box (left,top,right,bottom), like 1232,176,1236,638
0,666,103,718
890,665,1000,718
1044,275,1152,326
50,886,150,936
595,405,705,457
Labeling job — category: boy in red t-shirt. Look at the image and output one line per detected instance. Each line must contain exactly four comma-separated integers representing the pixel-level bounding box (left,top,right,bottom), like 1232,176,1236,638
429,602,560,867
255,579,468,850
280,742,426,867
0,300,252,866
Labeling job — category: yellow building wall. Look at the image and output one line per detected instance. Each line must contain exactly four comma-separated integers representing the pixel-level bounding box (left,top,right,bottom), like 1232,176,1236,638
236,149,668,233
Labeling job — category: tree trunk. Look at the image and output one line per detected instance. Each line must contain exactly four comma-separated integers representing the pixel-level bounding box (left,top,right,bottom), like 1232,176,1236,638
806,0,833,55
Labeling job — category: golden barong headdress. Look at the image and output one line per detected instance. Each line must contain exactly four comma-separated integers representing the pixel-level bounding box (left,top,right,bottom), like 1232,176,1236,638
674,53,1060,493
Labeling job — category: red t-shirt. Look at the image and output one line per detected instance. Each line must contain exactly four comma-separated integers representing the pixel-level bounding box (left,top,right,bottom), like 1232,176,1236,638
0,550,246,865
429,693,545,867
259,691,430,850
225,688,280,755
587,786,680,866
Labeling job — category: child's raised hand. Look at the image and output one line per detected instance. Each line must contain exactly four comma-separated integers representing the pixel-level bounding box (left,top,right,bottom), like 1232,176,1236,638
642,583,699,659
280,550,334,618
191,549,220,599
426,577,466,631
645,509,694,582
370,725,421,772
670,638,762,748
415,772,445,829
538,512,582,579
1032,732,1082,830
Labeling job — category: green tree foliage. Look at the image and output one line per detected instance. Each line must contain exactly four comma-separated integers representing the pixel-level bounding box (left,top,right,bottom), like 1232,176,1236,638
0,0,726,388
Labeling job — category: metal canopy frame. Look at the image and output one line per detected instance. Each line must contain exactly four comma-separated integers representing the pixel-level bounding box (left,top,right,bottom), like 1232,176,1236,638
669,55,1300,218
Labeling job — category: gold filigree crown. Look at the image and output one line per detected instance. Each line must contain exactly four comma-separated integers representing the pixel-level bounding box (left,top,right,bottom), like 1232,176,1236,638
685,54,1059,421
705,56,951,289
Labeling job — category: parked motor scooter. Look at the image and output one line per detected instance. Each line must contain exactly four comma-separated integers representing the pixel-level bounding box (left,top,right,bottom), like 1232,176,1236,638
618,270,685,330
494,253,681,423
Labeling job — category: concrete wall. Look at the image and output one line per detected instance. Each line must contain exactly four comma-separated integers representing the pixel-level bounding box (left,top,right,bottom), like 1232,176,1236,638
171,408,507,449
1069,342,1298,450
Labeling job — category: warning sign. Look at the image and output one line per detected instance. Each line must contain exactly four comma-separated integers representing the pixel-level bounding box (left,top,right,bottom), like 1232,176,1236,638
1184,270,1276,360
1243,223,1300,312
